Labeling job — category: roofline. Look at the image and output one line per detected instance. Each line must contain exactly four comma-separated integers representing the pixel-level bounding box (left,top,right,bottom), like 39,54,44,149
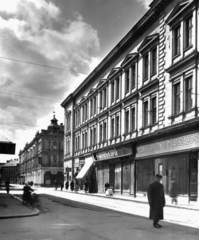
61,0,170,103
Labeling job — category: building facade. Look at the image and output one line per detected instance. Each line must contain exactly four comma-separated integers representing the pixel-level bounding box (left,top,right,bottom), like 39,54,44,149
18,115,64,186
0,159,19,184
61,0,199,201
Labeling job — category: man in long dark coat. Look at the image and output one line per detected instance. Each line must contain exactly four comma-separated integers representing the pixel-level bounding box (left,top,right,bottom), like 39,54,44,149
147,174,165,228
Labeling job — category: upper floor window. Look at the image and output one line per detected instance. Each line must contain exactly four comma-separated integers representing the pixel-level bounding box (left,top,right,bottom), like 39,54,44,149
115,115,120,137
125,110,130,134
131,64,136,89
111,81,115,103
66,115,71,131
111,118,115,138
75,109,81,127
115,77,120,100
185,76,192,111
131,107,136,132
173,25,181,57
138,34,159,83
185,15,192,49
151,97,157,125
125,69,130,93
151,47,157,76
143,101,149,128
82,102,88,122
174,82,181,115
143,53,149,80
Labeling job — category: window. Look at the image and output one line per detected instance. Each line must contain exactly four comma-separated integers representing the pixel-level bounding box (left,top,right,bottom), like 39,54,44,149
143,53,149,80
151,47,157,75
116,115,120,137
93,127,96,145
75,109,80,126
90,129,93,146
185,16,192,49
82,133,85,149
131,107,135,132
185,76,192,111
99,124,103,143
125,110,130,134
116,77,120,99
131,64,136,89
94,96,97,114
111,118,115,138
143,101,148,127
90,99,93,117
173,25,181,56
111,81,115,102
103,122,107,141
66,115,71,131
100,91,103,109
151,97,157,124
174,83,181,115
103,88,107,108
85,132,88,148
125,69,130,93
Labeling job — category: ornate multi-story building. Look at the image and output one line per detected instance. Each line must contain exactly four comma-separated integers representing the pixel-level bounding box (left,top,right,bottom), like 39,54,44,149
61,0,199,202
18,115,64,186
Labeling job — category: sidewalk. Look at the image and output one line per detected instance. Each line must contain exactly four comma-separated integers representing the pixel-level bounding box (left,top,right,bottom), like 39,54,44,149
0,189,39,219
0,184,198,220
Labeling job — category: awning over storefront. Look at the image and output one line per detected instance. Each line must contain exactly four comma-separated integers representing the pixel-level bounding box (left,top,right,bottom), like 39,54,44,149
75,157,93,179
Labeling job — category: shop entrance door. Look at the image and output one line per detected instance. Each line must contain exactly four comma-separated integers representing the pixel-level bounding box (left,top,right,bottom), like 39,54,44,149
122,163,130,194
189,153,198,201
109,164,115,191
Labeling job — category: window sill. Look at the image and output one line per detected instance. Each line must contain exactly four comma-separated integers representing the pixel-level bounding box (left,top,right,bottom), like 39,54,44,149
172,53,181,61
168,111,184,120
183,45,193,52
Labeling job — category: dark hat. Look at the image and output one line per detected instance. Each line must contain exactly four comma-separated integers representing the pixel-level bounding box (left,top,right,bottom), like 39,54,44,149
155,174,162,179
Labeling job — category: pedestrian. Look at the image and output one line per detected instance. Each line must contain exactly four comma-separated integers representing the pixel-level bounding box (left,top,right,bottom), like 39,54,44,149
60,181,64,191
105,182,109,192
84,181,88,194
70,180,74,191
65,180,69,190
147,174,165,229
75,181,79,193
23,183,34,205
169,177,178,205
5,179,10,194
54,180,58,190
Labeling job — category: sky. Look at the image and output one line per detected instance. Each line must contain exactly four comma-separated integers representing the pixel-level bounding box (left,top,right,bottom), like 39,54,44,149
0,0,152,163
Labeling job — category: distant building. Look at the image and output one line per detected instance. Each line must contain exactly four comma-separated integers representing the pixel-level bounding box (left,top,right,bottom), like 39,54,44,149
61,0,199,202
0,159,19,184
18,114,64,186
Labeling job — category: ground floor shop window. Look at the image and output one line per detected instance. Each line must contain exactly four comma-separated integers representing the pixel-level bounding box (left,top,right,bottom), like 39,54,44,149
122,163,130,192
137,159,154,192
115,164,121,191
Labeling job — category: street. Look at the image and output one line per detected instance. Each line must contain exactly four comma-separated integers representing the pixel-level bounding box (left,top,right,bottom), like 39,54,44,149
0,193,199,240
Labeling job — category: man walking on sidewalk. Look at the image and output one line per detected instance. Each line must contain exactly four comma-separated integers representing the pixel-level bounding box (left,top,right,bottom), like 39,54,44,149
147,174,165,229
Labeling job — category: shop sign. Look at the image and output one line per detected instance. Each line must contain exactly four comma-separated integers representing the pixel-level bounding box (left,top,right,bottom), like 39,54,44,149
96,146,132,161
96,149,118,160
136,132,199,158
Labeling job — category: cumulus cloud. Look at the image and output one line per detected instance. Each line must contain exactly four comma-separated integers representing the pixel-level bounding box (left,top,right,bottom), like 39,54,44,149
0,0,101,161
136,0,153,9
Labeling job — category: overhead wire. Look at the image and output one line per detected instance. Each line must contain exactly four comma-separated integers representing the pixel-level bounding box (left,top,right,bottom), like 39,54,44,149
0,56,88,75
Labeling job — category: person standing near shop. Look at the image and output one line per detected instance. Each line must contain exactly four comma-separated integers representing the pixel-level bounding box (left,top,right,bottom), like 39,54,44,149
147,174,166,229
169,177,178,205
70,179,74,191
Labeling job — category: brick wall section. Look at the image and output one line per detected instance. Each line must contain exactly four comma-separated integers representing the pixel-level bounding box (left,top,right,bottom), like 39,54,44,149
158,12,166,128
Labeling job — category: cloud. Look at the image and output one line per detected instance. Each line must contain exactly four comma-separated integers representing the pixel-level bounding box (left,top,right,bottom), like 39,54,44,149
0,0,101,161
136,0,153,9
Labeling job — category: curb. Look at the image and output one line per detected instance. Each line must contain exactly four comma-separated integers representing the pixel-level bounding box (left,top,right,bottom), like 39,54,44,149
0,194,40,219
58,190,199,211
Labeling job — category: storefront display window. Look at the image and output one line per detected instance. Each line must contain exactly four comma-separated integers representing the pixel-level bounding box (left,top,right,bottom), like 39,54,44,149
115,164,121,192
123,163,130,192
